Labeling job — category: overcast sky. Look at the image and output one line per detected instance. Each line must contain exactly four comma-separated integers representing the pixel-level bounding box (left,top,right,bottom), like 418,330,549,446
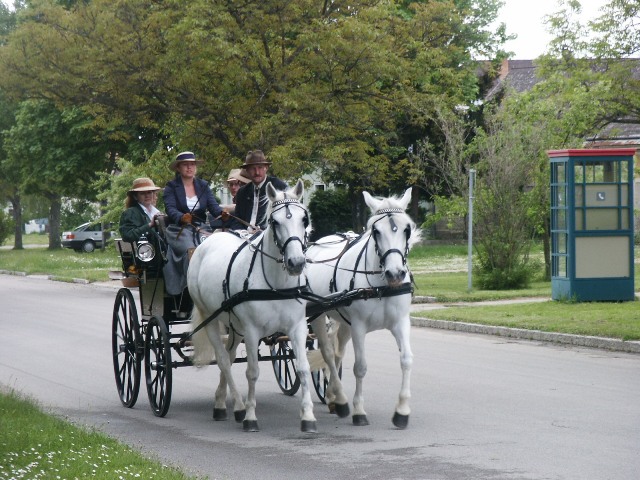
496,0,609,59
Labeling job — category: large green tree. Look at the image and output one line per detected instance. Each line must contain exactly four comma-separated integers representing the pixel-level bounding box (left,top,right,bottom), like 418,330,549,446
3,100,111,249
0,0,507,198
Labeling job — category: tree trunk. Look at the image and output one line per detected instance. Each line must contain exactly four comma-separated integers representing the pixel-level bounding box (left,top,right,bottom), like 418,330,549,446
47,194,62,250
11,194,23,250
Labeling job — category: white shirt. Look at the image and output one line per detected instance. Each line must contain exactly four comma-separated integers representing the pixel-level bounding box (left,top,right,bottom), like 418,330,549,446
249,180,266,227
139,203,161,222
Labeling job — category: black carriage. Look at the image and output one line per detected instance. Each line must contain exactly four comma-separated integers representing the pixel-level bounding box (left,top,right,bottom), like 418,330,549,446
111,224,333,418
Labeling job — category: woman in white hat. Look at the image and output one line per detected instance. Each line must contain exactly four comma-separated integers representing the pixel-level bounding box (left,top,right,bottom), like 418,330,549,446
119,177,162,242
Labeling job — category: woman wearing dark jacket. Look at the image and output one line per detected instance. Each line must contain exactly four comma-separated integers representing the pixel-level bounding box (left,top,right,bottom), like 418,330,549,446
162,151,227,296
164,151,223,227
119,177,162,242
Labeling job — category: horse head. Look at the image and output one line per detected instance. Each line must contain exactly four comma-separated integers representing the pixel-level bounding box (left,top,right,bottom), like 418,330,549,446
363,188,420,287
266,179,309,276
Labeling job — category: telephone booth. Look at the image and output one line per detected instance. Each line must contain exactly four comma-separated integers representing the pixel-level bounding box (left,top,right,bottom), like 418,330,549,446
549,148,636,301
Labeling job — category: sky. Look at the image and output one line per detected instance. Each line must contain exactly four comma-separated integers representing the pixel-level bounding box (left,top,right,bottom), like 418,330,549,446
496,0,610,59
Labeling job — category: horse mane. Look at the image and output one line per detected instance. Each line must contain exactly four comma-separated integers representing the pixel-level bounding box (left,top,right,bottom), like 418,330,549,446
365,193,422,250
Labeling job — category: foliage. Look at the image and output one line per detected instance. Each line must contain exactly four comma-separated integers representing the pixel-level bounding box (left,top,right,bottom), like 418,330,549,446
307,188,353,241
0,208,13,246
0,0,508,198
61,199,99,231
3,99,112,248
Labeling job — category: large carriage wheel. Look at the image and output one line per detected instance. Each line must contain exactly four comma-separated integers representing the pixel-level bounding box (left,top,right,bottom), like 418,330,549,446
112,288,142,408
270,335,300,396
144,316,173,417
308,340,343,404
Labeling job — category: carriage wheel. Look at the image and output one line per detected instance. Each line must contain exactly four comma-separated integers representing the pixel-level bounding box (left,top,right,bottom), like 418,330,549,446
308,340,343,404
144,316,173,417
270,336,300,396
112,288,142,408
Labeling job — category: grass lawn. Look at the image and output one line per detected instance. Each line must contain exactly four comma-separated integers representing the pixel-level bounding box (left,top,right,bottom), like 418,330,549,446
0,389,198,479
412,300,640,341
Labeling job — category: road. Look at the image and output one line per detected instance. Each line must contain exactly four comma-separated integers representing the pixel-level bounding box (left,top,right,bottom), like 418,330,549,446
1,274,639,480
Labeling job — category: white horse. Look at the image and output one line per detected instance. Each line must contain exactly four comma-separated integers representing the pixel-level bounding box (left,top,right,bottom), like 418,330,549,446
187,180,317,432
306,188,421,428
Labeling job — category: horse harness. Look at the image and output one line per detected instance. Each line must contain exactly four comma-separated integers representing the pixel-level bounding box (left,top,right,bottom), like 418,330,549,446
305,207,415,325
186,198,311,340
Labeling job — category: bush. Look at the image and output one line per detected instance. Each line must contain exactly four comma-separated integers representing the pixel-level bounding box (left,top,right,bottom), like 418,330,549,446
307,188,353,241
0,209,15,246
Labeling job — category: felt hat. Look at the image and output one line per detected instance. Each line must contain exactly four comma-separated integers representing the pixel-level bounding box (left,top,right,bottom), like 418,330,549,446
170,151,204,171
241,150,271,168
129,177,160,193
226,168,251,184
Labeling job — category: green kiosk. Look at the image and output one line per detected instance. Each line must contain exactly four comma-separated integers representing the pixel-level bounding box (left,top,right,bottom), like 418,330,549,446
549,148,636,301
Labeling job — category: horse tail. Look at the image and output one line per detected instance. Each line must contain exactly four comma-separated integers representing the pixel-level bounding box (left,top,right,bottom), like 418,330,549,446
190,306,216,368
307,317,339,371
307,348,326,371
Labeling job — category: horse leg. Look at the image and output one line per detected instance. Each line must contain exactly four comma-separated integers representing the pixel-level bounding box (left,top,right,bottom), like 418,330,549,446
205,319,246,424
310,316,349,418
213,327,245,422
289,321,317,432
390,318,413,429
350,326,370,426
241,332,260,432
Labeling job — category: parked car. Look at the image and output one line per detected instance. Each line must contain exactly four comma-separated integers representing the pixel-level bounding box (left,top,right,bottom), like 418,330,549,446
61,222,111,253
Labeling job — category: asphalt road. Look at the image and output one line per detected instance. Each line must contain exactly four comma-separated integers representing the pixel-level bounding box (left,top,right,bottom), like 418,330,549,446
1,274,639,480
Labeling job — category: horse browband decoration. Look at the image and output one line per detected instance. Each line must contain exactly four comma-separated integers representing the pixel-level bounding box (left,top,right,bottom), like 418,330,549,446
374,207,404,215
272,198,301,208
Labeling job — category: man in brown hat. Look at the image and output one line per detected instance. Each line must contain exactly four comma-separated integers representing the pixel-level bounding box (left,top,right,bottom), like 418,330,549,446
230,150,287,231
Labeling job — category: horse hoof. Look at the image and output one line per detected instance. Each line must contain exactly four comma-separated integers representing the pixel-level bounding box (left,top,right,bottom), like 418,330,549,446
328,402,336,414
392,412,409,429
242,419,259,432
213,408,227,421
301,420,317,433
352,414,370,426
234,409,246,422
334,402,350,418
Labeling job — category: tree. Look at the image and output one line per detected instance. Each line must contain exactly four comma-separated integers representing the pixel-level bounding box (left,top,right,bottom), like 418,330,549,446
0,0,508,202
3,100,110,249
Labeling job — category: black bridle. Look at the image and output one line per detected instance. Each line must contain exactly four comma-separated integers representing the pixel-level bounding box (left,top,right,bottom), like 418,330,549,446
330,208,413,292
267,197,310,258
370,208,412,269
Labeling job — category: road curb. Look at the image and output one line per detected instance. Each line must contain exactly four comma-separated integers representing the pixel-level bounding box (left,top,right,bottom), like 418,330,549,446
411,316,640,354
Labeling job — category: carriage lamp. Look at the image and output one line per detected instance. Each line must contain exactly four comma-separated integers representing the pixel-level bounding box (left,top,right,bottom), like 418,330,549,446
135,239,156,262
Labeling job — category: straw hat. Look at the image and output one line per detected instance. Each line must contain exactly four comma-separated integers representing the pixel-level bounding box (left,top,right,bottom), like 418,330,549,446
170,151,204,171
128,177,160,193
241,150,271,168
227,168,251,184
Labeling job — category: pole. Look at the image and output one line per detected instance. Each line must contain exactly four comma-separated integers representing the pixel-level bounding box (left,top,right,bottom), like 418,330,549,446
467,169,476,292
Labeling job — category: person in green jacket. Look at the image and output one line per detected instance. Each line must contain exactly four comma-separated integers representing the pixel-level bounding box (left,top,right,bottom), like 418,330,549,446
119,177,162,242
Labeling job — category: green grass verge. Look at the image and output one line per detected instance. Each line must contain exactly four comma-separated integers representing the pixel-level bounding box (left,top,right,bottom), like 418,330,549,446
0,390,198,479
412,300,640,341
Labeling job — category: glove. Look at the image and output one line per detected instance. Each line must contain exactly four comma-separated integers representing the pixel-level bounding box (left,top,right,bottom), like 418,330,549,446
180,213,193,225
220,210,230,222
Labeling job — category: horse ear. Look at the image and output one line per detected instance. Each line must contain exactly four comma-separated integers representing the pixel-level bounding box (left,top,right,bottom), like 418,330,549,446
399,188,412,210
266,182,277,201
362,191,382,213
292,179,304,200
